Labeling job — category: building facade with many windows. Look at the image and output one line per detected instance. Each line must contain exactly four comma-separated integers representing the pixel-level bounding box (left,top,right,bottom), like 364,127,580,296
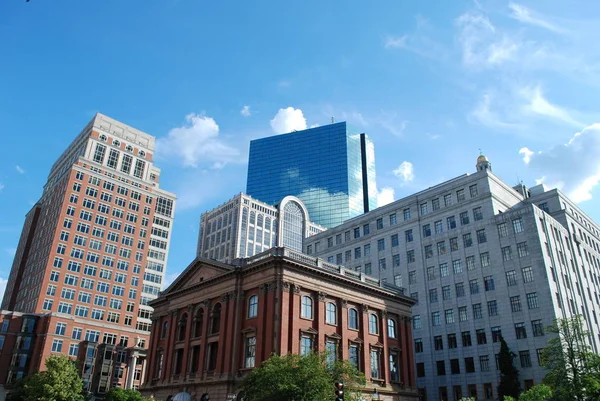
246,122,377,228
196,193,325,262
1,113,176,393
305,155,600,401
142,248,417,401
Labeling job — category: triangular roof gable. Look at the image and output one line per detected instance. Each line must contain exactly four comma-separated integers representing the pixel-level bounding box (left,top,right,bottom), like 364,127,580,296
162,257,234,295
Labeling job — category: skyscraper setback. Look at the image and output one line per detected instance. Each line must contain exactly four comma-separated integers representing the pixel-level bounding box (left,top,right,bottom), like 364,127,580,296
246,122,377,228
1,113,176,389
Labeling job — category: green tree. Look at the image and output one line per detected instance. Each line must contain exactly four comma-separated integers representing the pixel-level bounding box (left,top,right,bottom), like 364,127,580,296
239,352,366,401
542,315,600,400
518,384,553,401
8,355,86,401
104,387,152,401
496,336,521,400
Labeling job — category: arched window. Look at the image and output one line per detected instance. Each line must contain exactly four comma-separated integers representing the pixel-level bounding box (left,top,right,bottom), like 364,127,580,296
161,321,168,339
369,313,379,334
301,296,313,319
281,201,305,251
387,318,397,338
326,302,337,325
348,308,359,330
250,211,256,225
210,304,221,334
193,308,204,338
248,295,258,318
178,313,188,342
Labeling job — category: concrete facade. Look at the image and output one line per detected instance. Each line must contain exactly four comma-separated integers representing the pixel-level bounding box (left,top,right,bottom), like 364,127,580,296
305,157,600,401
196,193,325,262
1,113,176,395
141,248,418,401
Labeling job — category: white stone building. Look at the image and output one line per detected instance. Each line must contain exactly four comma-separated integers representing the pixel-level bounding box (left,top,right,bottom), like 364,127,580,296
197,193,325,263
304,155,600,401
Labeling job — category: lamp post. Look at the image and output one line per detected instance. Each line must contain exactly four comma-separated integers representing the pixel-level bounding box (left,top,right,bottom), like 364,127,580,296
371,388,380,401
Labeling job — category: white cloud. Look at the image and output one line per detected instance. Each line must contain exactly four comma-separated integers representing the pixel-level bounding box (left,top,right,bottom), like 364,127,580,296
519,147,534,164
519,86,584,127
0,183,4,192
270,107,307,134
470,93,522,129
384,35,407,49
0,278,7,303
240,105,251,117
156,113,240,168
393,161,415,183
508,3,564,34
521,123,600,202
380,112,408,137
15,166,24,174
377,187,395,207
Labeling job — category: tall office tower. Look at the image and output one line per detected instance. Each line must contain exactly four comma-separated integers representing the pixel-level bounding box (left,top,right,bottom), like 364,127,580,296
1,113,176,390
305,155,600,401
246,122,377,229
196,193,325,262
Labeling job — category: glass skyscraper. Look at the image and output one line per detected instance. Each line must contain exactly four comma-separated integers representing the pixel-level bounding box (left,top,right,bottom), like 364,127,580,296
246,122,377,228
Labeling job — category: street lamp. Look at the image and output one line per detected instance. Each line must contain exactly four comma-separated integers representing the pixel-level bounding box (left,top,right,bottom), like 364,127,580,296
371,388,380,401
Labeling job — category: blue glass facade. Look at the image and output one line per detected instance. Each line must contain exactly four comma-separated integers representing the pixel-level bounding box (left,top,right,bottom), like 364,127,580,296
246,122,377,228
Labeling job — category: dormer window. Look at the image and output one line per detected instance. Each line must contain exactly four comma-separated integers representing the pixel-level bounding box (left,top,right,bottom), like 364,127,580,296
113,139,121,147
99,134,107,142
126,145,134,152
139,150,146,157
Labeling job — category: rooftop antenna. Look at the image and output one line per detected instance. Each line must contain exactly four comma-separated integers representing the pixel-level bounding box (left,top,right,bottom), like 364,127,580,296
331,117,335,124
479,148,482,155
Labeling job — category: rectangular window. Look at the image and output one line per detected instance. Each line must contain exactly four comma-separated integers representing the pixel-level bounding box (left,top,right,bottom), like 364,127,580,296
519,350,532,367
455,282,465,297
447,216,456,230
477,229,487,244
462,331,472,347
522,266,534,282
376,218,383,230
437,241,446,255
423,224,431,237
403,208,411,221
463,233,473,248
445,309,455,324
459,306,467,322
444,194,452,206
506,270,517,286
409,271,417,284
480,355,490,371
470,184,478,197
121,154,132,174
391,234,399,247
425,245,433,259
389,213,397,225
407,250,415,263
515,322,527,339
517,242,529,257
491,326,502,342
439,263,449,277
435,220,443,234
473,207,483,221
431,312,440,326
51,339,63,353
487,300,498,316
429,289,438,303
472,303,482,319
448,333,457,349
434,335,443,350
497,222,508,237
502,246,512,261
476,329,487,345
484,276,495,291
480,252,490,267
460,211,470,225
93,144,106,164
436,360,446,376
442,286,451,300
420,203,428,216
414,339,423,353
457,189,465,202
532,319,544,337
513,218,525,233
527,292,539,309
510,296,522,312
469,279,479,294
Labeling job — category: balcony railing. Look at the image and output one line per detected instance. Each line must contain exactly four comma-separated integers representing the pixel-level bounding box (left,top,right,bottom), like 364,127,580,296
238,247,406,296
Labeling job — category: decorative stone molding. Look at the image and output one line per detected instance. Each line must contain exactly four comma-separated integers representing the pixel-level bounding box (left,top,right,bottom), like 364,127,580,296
292,285,301,294
259,283,269,294
361,304,370,314
341,299,349,309
282,282,292,292
318,292,327,302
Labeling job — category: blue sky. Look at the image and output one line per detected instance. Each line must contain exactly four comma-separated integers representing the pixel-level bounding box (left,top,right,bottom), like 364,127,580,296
2,0,600,294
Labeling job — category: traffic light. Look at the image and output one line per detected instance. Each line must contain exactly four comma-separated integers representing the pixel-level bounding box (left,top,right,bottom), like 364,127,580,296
335,381,344,401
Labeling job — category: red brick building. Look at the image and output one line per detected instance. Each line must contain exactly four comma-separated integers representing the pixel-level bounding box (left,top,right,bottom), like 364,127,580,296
1,113,175,397
141,247,418,401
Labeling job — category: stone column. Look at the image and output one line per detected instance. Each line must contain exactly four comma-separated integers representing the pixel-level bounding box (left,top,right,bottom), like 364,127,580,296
361,304,371,382
125,354,138,389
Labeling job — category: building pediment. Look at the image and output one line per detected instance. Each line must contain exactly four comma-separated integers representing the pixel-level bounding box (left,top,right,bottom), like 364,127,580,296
162,258,234,295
